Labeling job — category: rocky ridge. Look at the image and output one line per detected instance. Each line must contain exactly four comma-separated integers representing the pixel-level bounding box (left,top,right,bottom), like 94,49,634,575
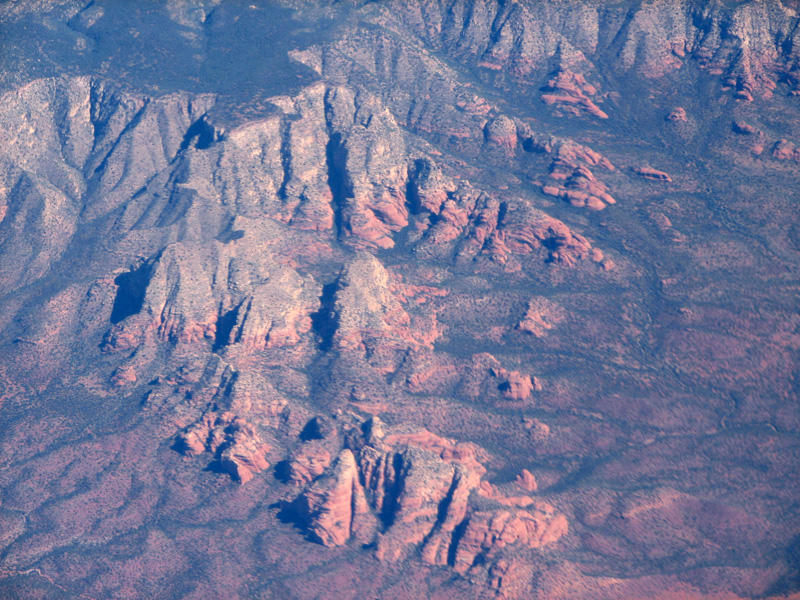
1,1,799,599
288,416,567,589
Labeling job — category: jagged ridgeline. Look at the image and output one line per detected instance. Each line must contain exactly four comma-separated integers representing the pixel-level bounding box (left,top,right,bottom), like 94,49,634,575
0,1,799,599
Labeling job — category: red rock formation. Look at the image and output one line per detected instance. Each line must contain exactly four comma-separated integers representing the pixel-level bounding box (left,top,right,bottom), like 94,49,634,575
733,120,757,135
490,367,538,401
177,411,271,484
517,297,566,337
408,159,457,215
506,207,593,266
286,444,332,486
110,364,137,387
292,417,566,581
634,166,672,182
666,107,688,122
424,194,593,267
452,505,569,574
215,369,288,422
541,70,608,119
533,136,615,172
526,135,617,210
484,115,518,155
406,153,600,266
478,481,540,508
382,429,487,477
331,254,442,373
226,267,317,351
102,238,320,357
461,353,542,402
370,446,475,562
523,417,551,441
290,419,549,565
211,83,414,249
487,558,533,599
541,165,616,210
515,469,538,492
295,449,376,546
773,139,800,162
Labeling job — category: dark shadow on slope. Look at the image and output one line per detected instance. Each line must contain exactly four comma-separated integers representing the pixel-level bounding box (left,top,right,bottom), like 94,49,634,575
541,235,564,263
378,452,406,530
447,517,470,567
309,281,340,352
110,261,152,323
155,186,196,227
273,460,292,484
325,132,351,239
273,498,317,541
767,535,800,596
405,159,427,214
179,116,219,151
216,217,245,243
212,305,239,352
299,415,335,441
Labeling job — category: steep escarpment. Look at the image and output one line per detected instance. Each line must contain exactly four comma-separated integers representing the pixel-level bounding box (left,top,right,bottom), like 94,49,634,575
287,417,567,589
0,76,213,290
371,0,800,100
2,1,800,600
102,237,320,354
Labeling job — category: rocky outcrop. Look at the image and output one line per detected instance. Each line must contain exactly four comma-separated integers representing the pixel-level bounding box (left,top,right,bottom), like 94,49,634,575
294,449,376,546
409,164,597,267
502,204,594,266
541,166,616,211
0,76,212,291
163,361,287,484
484,115,519,155
290,417,566,585
407,159,457,214
119,81,412,249
666,107,688,122
515,469,538,493
490,367,540,401
102,237,319,354
517,297,567,337
534,136,615,173
375,0,800,101
324,254,441,372
285,443,332,486
211,84,332,228
460,353,541,402
368,445,478,562
523,417,551,442
323,87,410,248
541,70,608,119
773,139,800,162
733,120,758,135
523,135,617,211
212,368,289,423
634,166,672,182
177,411,271,484
452,505,568,574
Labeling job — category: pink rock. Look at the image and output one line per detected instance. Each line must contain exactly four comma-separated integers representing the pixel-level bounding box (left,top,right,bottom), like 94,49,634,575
634,166,672,182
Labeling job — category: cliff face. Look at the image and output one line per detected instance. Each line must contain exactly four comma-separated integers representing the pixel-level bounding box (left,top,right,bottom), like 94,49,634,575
0,77,214,290
289,416,567,586
373,0,800,98
1,1,800,599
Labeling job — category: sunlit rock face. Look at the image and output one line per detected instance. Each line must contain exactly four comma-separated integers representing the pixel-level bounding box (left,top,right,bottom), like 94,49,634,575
1,1,799,599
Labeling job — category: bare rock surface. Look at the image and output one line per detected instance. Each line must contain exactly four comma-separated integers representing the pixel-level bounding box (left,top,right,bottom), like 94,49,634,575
1,1,800,599
291,416,567,583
